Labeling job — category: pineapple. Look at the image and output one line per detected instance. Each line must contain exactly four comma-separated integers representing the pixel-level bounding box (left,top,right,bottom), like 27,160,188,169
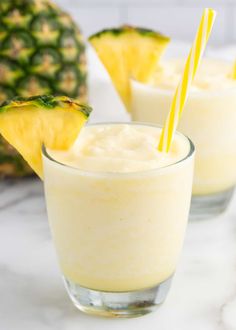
0,95,92,178
0,0,87,177
89,26,170,110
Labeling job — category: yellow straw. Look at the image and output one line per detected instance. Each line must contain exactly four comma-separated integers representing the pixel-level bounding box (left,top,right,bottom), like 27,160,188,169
232,61,236,79
158,8,216,152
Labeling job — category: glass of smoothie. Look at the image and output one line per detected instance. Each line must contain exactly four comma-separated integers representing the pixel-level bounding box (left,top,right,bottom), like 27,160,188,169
131,58,236,220
43,122,194,318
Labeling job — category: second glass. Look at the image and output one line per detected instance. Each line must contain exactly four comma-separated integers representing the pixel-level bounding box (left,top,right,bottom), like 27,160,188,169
131,59,236,220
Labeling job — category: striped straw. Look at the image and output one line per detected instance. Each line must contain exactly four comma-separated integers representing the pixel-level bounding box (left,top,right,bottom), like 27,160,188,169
158,8,216,152
233,61,236,79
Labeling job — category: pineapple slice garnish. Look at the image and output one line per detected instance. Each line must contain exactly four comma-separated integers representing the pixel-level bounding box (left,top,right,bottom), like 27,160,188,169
0,95,92,178
89,26,170,111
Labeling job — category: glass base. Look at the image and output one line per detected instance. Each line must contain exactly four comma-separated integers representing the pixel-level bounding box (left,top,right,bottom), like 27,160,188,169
190,187,234,221
63,276,173,318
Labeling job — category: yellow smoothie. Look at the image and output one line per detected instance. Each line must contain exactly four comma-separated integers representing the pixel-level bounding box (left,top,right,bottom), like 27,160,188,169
43,123,194,292
131,59,236,195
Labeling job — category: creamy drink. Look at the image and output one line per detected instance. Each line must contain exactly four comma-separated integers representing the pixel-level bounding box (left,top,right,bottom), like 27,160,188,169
43,123,194,317
131,59,236,218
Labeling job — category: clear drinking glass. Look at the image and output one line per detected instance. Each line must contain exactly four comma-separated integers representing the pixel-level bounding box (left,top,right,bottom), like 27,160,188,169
131,59,236,220
43,123,194,318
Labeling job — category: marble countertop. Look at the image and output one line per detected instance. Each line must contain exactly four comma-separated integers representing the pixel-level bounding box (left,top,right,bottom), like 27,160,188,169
1,43,236,330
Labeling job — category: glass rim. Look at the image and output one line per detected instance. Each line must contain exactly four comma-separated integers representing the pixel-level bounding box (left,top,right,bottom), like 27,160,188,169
42,122,195,177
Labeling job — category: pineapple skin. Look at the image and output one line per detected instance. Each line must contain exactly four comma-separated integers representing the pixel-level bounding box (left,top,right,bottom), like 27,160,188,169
89,25,170,41
0,0,87,178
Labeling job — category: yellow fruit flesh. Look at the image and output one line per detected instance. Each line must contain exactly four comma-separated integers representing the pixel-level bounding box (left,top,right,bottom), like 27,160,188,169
89,28,170,110
0,104,88,179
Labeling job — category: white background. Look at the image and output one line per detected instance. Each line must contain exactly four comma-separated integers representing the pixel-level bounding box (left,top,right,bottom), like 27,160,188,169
55,0,236,45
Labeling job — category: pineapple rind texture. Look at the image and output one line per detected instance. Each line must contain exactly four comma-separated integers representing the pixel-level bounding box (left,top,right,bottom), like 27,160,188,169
0,95,92,117
0,0,87,177
89,25,170,42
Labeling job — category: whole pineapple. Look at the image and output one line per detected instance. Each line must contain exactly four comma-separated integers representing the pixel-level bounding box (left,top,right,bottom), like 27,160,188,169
0,0,87,177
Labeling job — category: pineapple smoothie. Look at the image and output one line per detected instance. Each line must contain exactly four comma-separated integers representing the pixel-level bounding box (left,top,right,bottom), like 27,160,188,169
43,123,194,292
131,59,236,196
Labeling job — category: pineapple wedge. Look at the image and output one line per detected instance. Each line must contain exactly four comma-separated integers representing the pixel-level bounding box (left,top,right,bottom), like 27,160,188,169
89,26,170,110
0,95,92,178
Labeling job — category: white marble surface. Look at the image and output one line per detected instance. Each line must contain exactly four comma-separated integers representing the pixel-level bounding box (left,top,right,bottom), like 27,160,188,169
1,43,236,329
